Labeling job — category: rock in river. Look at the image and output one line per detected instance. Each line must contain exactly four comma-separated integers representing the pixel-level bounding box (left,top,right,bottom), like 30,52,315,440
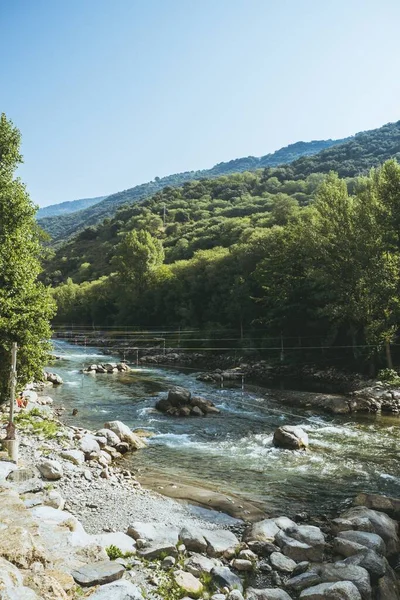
273,426,309,450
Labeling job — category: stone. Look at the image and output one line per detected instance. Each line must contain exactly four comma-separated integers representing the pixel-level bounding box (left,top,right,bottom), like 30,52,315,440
162,555,176,569
292,562,310,576
43,490,65,510
338,506,399,556
286,572,323,592
275,527,325,563
299,581,362,599
96,428,121,446
374,565,400,600
0,461,17,480
180,525,208,553
238,549,258,561
245,519,280,543
231,559,253,571
246,588,293,600
318,563,371,600
204,529,240,557
229,591,244,600
6,467,38,482
91,532,136,554
336,530,386,556
60,449,85,466
191,406,203,417
247,540,280,556
174,570,203,597
116,442,130,454
270,551,297,573
104,421,147,449
342,550,387,582
211,566,243,592
87,580,144,600
71,560,125,586
79,435,101,455
127,522,179,544
353,492,400,521
168,386,191,406
23,572,69,600
184,553,218,576
37,459,63,480
273,426,308,450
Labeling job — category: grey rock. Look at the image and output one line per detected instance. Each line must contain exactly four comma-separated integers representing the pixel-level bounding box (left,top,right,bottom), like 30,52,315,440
228,590,244,600
184,553,217,576
180,525,208,553
161,555,176,569
203,529,240,557
6,467,37,482
292,562,310,576
37,459,63,480
374,565,400,600
246,588,293,600
270,552,296,573
338,506,399,556
318,563,371,600
211,566,243,592
299,581,362,599
14,478,44,495
61,449,85,466
96,428,121,447
245,520,280,543
276,527,324,563
231,559,253,572
168,386,191,406
87,580,144,599
79,435,101,455
337,530,386,556
273,426,308,450
71,560,125,586
286,572,322,592
343,550,387,582
247,540,280,556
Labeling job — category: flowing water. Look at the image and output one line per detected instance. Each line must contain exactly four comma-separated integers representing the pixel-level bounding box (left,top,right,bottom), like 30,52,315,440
48,340,400,517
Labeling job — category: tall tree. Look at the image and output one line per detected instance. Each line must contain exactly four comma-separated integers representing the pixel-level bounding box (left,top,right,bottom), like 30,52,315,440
0,114,55,400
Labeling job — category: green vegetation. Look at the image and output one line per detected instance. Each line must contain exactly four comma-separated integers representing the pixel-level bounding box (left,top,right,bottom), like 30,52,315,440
377,369,400,385
0,114,55,402
45,119,400,371
105,544,135,560
13,410,60,438
38,137,347,244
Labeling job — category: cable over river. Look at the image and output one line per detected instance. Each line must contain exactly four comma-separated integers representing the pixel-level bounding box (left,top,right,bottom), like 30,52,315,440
48,340,400,518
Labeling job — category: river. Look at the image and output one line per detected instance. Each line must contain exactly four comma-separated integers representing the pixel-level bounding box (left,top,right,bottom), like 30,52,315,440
48,340,400,518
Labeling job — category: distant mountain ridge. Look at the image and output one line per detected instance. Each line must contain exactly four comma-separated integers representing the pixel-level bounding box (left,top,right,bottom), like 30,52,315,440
38,137,348,243
37,195,106,219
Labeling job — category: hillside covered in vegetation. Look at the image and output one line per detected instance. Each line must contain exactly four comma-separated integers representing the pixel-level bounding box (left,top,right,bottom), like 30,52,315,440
38,137,346,243
47,120,400,370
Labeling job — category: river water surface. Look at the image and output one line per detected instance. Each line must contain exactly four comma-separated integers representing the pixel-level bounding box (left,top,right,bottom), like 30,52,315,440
48,341,400,517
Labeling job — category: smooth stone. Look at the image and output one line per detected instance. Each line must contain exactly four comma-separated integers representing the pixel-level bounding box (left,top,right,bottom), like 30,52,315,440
174,570,203,597
245,520,280,543
273,426,308,450
246,588,293,600
184,553,218,576
299,581,361,599
338,506,399,556
37,459,63,480
86,580,144,599
342,550,387,582
71,560,125,586
180,525,208,553
336,530,386,556
60,450,85,466
204,529,240,557
231,559,253,572
318,563,371,600
211,566,243,593
270,552,296,573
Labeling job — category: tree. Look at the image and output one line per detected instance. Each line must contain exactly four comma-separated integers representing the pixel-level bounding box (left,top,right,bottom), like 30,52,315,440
0,114,55,400
111,229,164,291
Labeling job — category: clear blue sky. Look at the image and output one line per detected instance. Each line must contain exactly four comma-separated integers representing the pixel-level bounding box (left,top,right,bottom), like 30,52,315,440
2,0,400,207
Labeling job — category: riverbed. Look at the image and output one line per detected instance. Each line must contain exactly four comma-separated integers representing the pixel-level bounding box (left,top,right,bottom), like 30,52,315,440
48,340,400,518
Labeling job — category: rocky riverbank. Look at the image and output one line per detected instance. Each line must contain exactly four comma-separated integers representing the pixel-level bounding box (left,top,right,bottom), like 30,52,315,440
1,387,400,599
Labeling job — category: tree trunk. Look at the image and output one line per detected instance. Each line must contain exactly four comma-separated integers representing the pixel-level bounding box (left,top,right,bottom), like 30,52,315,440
385,339,393,369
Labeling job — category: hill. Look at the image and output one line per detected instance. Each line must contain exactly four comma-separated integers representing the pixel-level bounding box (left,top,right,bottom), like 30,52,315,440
36,195,106,218
38,137,347,243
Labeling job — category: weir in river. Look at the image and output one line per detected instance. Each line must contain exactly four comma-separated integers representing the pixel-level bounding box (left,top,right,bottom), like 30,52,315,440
48,340,400,518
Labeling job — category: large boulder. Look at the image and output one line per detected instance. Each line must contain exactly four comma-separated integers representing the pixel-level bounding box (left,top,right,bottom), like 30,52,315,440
203,529,240,557
168,386,191,406
337,506,399,557
104,421,147,450
335,531,386,556
276,525,325,563
174,570,203,598
246,589,293,600
180,526,208,553
273,426,309,450
299,581,362,599
95,428,121,447
211,566,243,592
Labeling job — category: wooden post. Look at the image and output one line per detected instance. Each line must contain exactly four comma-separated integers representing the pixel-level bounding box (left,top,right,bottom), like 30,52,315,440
385,339,393,369
4,343,18,462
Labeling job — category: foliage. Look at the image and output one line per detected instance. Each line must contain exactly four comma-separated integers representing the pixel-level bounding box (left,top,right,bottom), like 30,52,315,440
13,410,60,438
105,544,135,560
38,137,346,243
377,369,400,385
0,114,55,401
